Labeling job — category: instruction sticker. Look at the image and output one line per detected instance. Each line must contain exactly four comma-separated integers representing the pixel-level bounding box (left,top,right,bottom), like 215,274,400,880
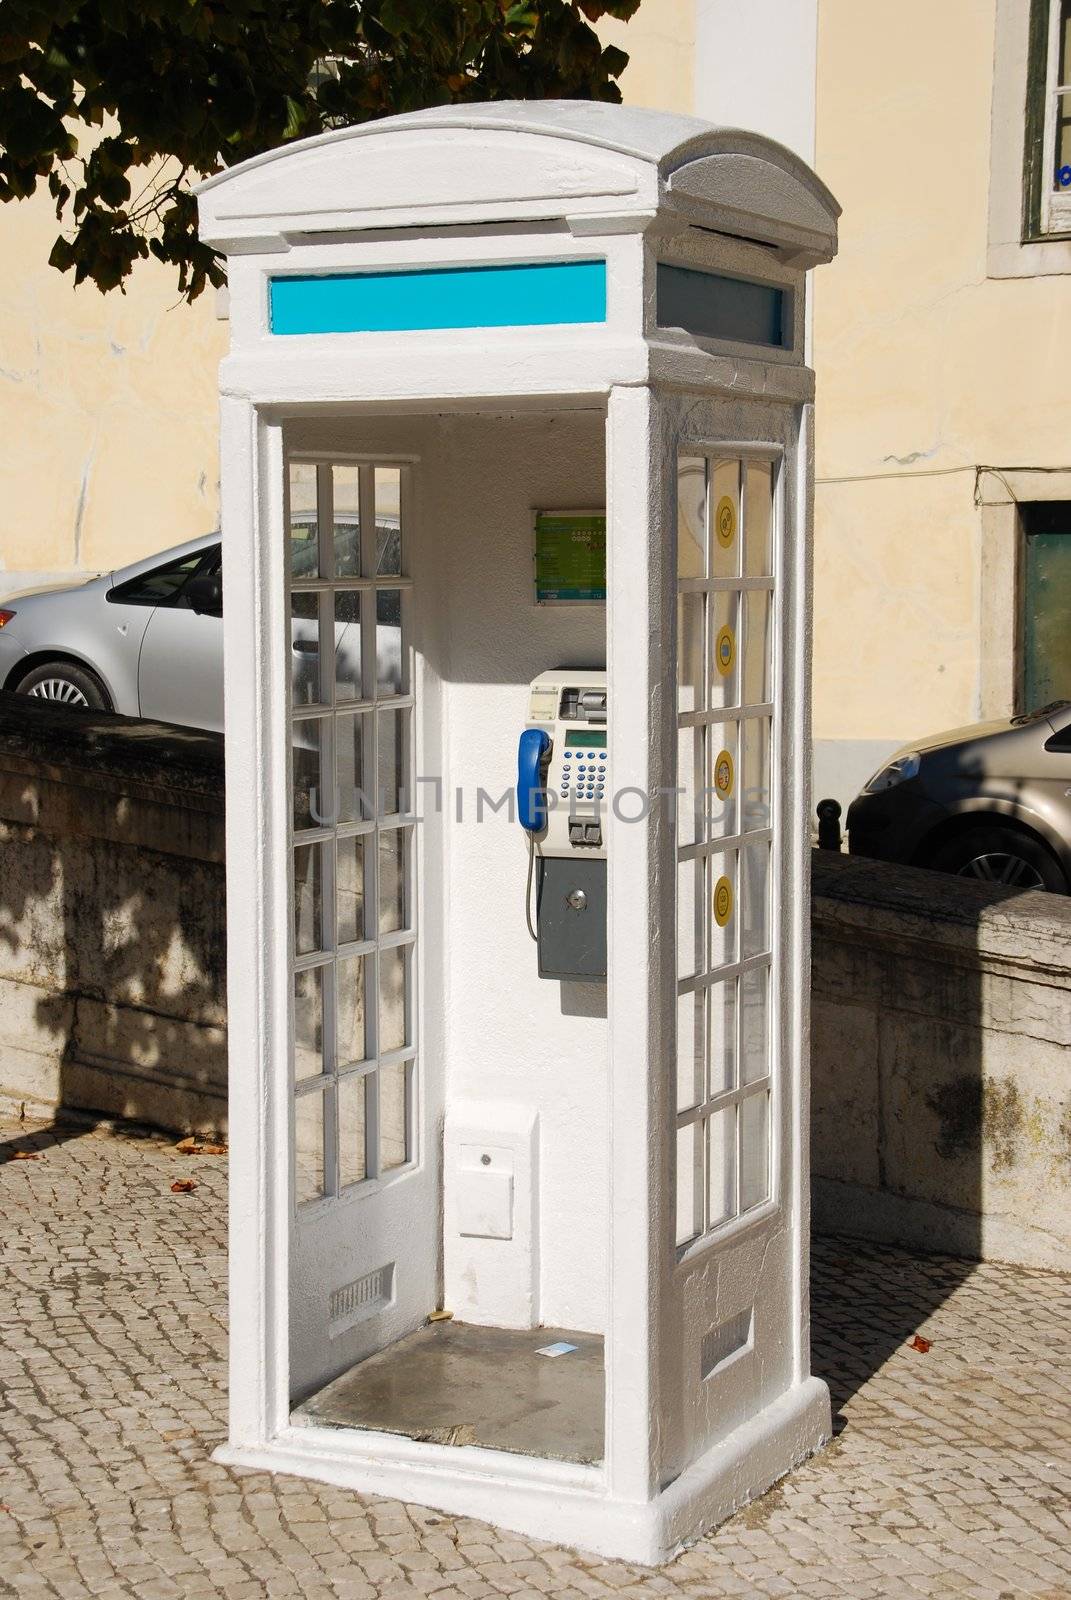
714,749,734,798
713,876,734,928
715,625,736,677
534,510,606,604
715,495,736,549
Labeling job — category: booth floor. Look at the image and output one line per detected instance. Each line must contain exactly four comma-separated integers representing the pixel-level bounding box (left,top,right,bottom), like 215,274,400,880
293,1320,605,1464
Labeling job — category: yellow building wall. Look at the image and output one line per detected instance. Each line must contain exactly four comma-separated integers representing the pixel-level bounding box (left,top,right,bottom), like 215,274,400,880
813,0,1071,747
0,1,690,597
601,0,694,112
0,182,226,591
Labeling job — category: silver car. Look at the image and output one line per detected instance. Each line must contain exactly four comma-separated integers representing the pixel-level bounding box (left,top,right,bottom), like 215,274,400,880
0,530,400,733
846,700,1071,892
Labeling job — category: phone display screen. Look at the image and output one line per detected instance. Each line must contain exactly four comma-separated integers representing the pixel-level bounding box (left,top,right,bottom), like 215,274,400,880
565,729,607,748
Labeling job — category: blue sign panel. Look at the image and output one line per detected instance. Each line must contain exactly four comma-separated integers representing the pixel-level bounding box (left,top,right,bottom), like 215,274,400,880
270,260,607,336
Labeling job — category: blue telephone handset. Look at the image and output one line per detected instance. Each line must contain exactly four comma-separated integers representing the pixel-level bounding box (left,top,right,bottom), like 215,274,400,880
517,728,551,833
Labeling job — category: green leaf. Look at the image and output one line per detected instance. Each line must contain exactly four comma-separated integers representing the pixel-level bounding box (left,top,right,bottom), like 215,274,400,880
0,0,637,302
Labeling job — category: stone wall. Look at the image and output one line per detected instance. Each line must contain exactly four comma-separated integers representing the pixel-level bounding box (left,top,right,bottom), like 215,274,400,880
0,693,226,1135
812,850,1071,1270
2,693,1067,1267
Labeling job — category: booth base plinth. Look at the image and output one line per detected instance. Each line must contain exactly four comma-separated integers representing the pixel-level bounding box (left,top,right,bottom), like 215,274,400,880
215,1376,830,1565
293,1320,604,1465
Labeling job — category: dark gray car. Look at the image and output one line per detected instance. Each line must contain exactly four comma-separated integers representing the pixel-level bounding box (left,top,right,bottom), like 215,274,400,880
847,701,1071,892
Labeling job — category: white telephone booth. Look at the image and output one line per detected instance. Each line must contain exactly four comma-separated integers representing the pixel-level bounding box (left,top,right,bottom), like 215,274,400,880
197,102,839,1564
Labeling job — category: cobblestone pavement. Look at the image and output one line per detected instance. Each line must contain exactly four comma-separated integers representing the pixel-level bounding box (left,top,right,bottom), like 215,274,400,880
1,1113,1069,1600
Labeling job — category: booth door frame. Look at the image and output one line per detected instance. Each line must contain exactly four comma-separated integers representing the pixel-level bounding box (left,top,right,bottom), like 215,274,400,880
604,385,819,1505
285,447,438,1403
221,408,441,1433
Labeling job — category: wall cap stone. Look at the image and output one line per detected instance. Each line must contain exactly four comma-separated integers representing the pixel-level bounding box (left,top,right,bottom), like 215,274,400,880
0,693,224,815
812,848,1071,980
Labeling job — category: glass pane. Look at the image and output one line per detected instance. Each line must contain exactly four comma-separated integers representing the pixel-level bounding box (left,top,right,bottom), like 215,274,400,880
375,466,402,574
376,589,404,696
710,849,737,970
710,589,740,711
677,853,705,980
338,1073,367,1189
336,712,369,823
334,591,363,703
675,588,701,713
379,946,408,1053
676,1121,704,1246
336,833,366,945
290,591,323,707
294,967,324,1081
677,457,707,579
741,716,772,832
293,719,326,830
111,550,205,606
709,977,737,1097
333,464,361,578
741,839,771,962
379,829,407,935
676,987,705,1111
294,1089,325,1206
708,721,738,839
377,708,406,817
1024,524,1071,708
710,458,741,580
708,1103,736,1228
380,1060,409,1171
1058,9,1071,185
740,963,769,1087
294,842,323,958
743,590,772,707
743,460,774,578
677,722,705,848
677,590,706,715
288,463,319,578
336,954,368,1068
1056,88,1071,188
741,1090,770,1212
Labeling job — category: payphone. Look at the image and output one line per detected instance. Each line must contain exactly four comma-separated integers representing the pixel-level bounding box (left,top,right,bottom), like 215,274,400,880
517,670,608,981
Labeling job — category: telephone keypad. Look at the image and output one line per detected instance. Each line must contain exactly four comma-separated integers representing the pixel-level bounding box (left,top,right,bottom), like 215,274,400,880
558,739,610,816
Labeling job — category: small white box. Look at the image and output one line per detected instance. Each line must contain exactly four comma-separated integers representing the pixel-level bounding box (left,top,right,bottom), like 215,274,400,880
445,1104,539,1328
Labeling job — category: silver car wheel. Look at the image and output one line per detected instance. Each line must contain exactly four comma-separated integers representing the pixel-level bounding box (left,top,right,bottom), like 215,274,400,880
27,678,90,708
956,851,1044,889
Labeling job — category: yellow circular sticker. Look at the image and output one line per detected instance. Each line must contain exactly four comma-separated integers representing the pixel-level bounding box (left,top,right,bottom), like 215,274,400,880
714,748,734,798
715,625,736,677
715,495,736,549
713,875,734,927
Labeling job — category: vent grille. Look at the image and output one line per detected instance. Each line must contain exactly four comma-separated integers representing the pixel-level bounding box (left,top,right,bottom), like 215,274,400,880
701,1307,754,1380
329,1263,394,1333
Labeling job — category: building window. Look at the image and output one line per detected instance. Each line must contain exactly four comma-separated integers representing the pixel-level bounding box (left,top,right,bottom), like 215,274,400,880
1021,501,1071,710
1025,0,1071,238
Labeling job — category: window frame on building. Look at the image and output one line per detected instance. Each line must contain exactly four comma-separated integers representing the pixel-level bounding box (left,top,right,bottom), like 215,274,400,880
1024,0,1071,240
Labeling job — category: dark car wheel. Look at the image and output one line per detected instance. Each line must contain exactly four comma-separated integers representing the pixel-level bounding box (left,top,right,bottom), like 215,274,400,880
929,825,1067,893
14,661,112,712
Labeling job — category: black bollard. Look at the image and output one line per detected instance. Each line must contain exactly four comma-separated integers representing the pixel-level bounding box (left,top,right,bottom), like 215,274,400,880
816,797,842,852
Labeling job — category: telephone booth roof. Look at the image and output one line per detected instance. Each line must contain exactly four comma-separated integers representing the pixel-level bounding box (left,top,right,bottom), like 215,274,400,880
197,100,839,265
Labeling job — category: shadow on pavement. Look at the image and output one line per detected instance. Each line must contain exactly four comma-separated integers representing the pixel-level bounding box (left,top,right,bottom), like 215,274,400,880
811,1230,977,1427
